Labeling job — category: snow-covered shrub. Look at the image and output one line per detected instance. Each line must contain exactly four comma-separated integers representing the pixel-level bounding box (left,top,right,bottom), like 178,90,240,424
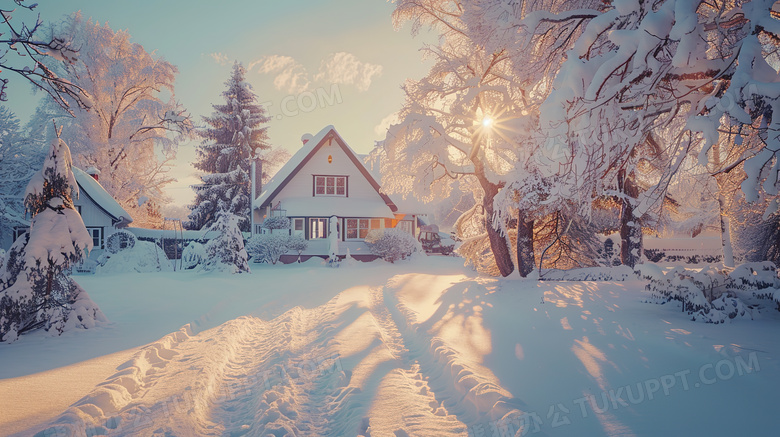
642,265,753,323
729,262,780,310
246,234,305,264
541,265,635,281
365,228,420,263
287,235,308,259
181,241,206,270
97,240,173,274
261,216,290,230
202,211,249,273
105,230,136,254
0,137,106,342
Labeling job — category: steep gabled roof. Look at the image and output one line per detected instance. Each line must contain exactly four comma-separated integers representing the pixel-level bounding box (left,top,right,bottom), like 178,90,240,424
253,126,397,212
72,166,133,227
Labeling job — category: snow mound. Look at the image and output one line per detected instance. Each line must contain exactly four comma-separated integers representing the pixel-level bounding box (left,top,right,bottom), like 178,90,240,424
96,241,172,274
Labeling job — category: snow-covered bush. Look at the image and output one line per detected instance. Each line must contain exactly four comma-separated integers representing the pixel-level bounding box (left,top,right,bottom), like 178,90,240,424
261,216,290,230
365,228,420,263
105,230,136,254
641,265,753,323
246,234,306,264
0,137,106,342
202,211,249,273
181,241,206,270
97,240,173,274
729,262,780,310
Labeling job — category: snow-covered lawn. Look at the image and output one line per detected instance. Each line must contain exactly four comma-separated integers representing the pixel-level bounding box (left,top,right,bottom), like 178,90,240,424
1,257,777,436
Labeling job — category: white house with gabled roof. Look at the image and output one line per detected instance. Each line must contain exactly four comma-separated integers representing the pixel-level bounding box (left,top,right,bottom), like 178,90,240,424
252,126,420,262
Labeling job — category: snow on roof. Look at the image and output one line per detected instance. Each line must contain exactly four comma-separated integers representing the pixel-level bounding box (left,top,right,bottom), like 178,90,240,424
72,166,133,227
254,126,397,212
271,197,395,218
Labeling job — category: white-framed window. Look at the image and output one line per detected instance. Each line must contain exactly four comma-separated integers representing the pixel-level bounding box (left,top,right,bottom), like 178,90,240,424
314,176,347,197
75,204,82,214
292,218,305,237
86,227,103,249
345,218,382,240
309,218,328,239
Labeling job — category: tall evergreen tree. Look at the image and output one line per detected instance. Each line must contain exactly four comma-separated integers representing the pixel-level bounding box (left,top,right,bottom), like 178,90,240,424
188,62,271,231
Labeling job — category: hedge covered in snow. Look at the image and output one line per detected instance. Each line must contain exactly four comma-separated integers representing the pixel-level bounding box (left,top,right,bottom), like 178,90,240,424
636,262,780,323
246,234,308,264
364,228,421,263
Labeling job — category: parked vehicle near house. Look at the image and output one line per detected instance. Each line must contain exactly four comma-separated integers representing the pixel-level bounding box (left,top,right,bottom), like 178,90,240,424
418,224,455,255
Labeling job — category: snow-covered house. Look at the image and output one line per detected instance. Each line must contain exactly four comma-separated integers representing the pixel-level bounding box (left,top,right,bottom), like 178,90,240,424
253,126,419,262
1,166,133,254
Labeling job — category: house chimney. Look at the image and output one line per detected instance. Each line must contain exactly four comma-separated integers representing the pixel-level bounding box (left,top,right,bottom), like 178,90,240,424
85,166,101,182
301,133,313,145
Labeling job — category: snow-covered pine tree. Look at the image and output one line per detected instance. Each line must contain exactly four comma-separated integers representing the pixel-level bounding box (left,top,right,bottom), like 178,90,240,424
188,62,271,232
202,210,250,274
0,136,106,342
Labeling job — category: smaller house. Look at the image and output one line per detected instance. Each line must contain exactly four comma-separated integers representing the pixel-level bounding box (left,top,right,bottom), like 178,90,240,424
1,166,133,255
71,167,133,253
252,126,420,263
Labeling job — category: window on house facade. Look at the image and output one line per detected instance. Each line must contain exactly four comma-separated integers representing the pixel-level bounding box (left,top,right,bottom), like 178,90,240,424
13,227,27,241
314,176,347,197
309,218,328,239
345,218,382,239
86,227,103,249
75,205,82,214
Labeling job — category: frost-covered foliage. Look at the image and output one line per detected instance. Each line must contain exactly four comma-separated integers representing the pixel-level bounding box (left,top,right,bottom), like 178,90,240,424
261,216,290,230
246,234,307,265
188,62,271,232
0,106,47,238
181,241,206,270
0,1,88,113
97,241,172,274
0,137,105,342
365,228,420,263
729,262,780,310
104,230,136,254
41,13,192,229
638,264,756,323
202,211,249,273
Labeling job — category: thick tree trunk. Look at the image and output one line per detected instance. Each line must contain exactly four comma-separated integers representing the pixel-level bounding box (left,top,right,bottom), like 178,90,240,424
717,193,735,268
618,170,643,267
477,174,514,277
516,210,535,277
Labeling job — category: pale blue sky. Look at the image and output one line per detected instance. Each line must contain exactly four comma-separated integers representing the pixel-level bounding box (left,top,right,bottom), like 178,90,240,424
4,0,434,206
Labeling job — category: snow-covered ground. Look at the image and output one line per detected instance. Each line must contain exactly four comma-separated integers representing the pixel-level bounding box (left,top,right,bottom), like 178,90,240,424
1,257,777,436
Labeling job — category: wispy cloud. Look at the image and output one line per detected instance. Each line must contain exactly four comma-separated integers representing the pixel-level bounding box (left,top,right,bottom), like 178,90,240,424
251,52,382,94
206,52,230,66
249,55,310,94
314,52,383,92
374,112,400,138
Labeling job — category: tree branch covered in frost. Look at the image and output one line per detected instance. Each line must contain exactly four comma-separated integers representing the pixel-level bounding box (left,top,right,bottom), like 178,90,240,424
0,1,89,115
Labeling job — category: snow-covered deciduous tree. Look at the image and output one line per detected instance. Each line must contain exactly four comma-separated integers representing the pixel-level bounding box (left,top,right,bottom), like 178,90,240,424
188,62,271,232
385,0,546,276
0,136,105,342
520,0,780,267
40,13,192,229
202,211,249,274
0,1,88,113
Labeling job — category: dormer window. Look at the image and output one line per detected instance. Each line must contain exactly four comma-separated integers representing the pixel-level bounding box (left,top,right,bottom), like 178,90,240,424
314,175,347,197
